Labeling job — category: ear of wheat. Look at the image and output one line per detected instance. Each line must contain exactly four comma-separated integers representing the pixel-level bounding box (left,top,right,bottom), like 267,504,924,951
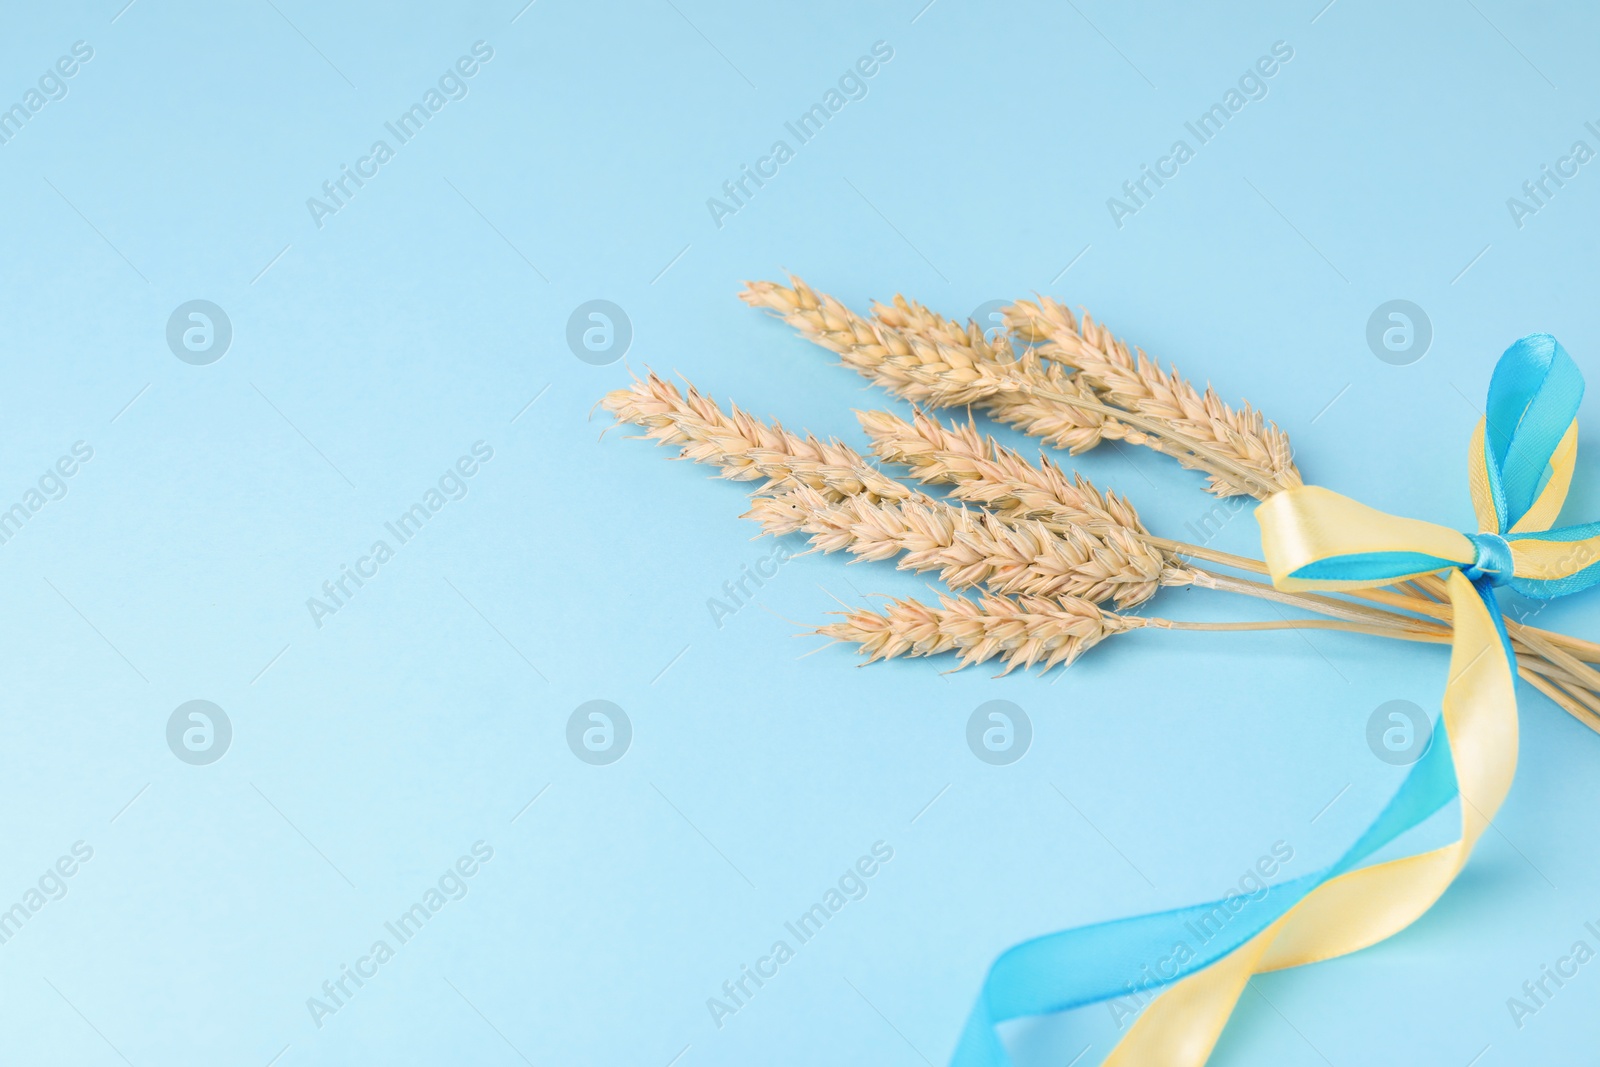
855,407,1151,537
815,590,1153,674
600,370,911,505
747,485,1176,608
1005,295,1301,497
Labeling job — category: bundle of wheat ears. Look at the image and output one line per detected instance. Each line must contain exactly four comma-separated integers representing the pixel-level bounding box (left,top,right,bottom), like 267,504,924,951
601,276,1600,731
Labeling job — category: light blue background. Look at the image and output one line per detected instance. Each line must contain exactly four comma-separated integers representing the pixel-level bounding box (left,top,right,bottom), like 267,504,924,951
2,1,1598,1064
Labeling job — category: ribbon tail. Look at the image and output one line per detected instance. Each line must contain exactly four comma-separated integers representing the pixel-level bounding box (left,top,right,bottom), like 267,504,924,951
1091,572,1518,1066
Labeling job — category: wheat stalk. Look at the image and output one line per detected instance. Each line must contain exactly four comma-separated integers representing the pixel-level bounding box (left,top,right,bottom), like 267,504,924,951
851,407,1473,630
748,485,1182,608
1006,296,1301,498
814,591,1462,676
601,372,1514,648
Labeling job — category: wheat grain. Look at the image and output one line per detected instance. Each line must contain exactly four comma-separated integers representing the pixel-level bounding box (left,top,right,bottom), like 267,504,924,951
1006,296,1301,497
815,590,1151,674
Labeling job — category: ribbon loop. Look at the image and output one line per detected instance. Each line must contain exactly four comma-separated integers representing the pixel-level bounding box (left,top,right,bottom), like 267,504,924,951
1473,333,1582,535
1255,485,1472,592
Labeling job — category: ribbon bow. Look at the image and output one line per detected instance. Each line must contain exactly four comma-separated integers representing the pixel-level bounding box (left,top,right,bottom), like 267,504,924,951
952,334,1597,1066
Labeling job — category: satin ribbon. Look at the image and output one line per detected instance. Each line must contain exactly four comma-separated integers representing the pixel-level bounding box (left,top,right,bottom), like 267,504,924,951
951,334,1599,1065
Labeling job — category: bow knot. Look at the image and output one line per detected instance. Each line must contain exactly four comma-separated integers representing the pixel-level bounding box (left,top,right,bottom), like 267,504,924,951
1463,532,1514,587
1258,334,1596,603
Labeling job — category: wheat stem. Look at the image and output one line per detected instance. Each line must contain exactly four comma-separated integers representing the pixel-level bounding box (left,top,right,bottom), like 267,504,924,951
1517,668,1600,735
1512,626,1600,693
1147,537,1270,573
1162,618,1429,637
